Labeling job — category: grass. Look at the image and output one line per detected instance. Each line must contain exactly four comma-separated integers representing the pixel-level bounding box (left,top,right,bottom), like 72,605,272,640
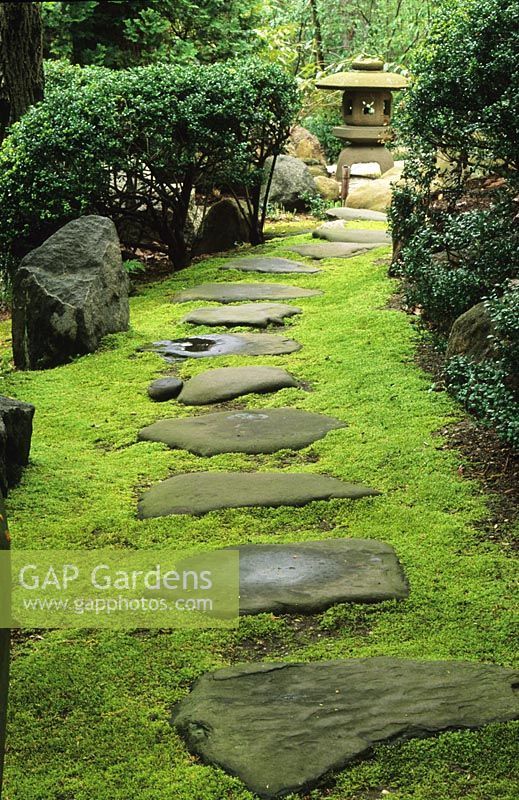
1,220,517,799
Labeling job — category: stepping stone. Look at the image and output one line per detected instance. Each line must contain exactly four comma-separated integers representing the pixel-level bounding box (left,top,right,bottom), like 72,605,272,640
138,472,380,518
182,303,302,329
171,658,519,798
313,221,391,245
234,538,408,614
290,242,382,260
220,257,320,274
178,366,297,405
148,333,300,361
326,206,387,222
138,408,345,456
147,377,183,402
172,283,321,304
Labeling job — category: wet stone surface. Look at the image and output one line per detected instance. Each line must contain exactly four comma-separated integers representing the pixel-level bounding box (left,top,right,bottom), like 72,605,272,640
172,658,519,798
172,283,322,304
220,257,321,274
146,333,301,361
138,407,345,456
290,242,382,260
147,377,183,402
138,471,381,518
178,366,298,405
232,538,409,614
182,303,302,328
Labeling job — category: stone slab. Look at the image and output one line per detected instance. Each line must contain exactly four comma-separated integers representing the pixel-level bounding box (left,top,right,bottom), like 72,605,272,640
220,257,320,274
313,221,391,245
325,207,387,222
147,377,183,402
148,334,301,361
182,303,302,329
290,242,382,260
138,408,345,456
178,366,297,405
138,472,381,518
233,538,408,614
172,658,519,798
172,283,321,304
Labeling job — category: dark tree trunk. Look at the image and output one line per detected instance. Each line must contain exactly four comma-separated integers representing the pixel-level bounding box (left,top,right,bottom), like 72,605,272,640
0,1,44,142
0,495,10,798
309,0,325,72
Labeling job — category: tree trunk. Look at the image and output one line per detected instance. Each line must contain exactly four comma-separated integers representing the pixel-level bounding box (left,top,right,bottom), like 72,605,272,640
0,1,44,142
309,0,325,72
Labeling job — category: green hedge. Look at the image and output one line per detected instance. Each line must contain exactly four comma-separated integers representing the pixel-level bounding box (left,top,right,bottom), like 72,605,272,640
0,58,299,271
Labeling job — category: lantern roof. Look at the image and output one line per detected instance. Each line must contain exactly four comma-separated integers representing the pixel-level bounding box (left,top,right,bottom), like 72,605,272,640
316,57,408,91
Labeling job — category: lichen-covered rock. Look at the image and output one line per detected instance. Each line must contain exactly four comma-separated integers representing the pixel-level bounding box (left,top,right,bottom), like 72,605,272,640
287,126,326,164
263,155,318,211
12,216,129,370
314,175,341,201
0,396,34,495
446,303,496,362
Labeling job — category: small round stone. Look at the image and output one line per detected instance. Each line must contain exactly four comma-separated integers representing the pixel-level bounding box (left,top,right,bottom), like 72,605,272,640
147,377,183,402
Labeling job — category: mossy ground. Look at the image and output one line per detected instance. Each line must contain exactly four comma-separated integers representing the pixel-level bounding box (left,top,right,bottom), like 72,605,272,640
0,220,517,799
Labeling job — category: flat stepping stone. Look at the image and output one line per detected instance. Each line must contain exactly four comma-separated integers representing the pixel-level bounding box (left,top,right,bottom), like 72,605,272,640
178,366,297,405
234,538,408,614
138,472,380,518
326,206,387,222
171,658,519,798
182,303,302,329
290,242,382,260
148,333,300,361
147,377,183,402
313,221,391,245
138,408,345,456
172,283,321,304
220,257,320,274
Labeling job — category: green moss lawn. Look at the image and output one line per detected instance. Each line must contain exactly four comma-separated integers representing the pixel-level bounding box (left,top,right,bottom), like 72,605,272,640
0,220,517,799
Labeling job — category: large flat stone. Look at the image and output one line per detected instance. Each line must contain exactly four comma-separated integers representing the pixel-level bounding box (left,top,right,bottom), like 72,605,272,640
138,408,345,456
313,221,391,245
172,283,321,304
172,658,519,798
182,303,302,329
326,207,387,222
148,334,301,361
234,538,408,614
138,472,380,518
290,242,382,260
178,366,297,405
220,257,320,274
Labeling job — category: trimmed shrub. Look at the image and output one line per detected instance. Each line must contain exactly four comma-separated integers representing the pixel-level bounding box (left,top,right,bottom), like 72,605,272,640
0,58,299,271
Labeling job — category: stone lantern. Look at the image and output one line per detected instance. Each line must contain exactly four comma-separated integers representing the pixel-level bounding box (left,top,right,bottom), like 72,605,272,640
316,56,408,178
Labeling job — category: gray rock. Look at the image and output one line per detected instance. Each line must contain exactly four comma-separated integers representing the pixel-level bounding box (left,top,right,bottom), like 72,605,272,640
0,396,35,495
446,303,495,363
220,257,320,274
326,207,387,222
234,538,408,614
193,199,250,256
147,377,183,402
263,155,318,212
148,334,301,361
138,407,345,456
172,283,321,304
182,303,302,329
313,221,391,245
172,658,519,798
138,472,381,518
290,242,382,260
12,216,129,370
178,366,298,405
